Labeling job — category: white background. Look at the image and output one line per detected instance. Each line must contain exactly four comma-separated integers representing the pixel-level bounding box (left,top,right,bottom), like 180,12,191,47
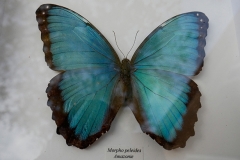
0,0,240,160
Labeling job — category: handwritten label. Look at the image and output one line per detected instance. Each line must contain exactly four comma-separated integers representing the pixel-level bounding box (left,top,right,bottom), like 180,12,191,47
105,146,143,160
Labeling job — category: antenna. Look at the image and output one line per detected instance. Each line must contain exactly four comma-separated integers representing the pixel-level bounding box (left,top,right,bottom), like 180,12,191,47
113,31,125,58
113,31,139,59
126,30,139,58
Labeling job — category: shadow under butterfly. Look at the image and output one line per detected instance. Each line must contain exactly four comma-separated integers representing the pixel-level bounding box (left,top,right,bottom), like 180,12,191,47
36,4,209,150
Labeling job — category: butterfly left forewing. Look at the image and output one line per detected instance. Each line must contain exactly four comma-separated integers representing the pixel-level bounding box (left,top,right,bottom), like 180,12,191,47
130,12,208,149
36,4,124,149
36,4,120,71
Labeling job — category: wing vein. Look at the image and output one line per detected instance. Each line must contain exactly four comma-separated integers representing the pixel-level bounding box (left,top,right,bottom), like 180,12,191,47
134,35,176,64
72,29,118,64
62,71,117,102
133,74,184,120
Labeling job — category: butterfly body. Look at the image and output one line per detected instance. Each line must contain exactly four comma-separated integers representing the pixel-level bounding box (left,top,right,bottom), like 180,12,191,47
120,59,132,84
36,4,208,150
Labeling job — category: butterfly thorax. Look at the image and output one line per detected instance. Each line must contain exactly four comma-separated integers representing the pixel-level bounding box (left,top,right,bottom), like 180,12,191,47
120,58,131,85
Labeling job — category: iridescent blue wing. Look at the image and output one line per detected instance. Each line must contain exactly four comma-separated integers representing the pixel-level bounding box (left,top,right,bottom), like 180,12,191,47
36,4,124,149
130,12,208,149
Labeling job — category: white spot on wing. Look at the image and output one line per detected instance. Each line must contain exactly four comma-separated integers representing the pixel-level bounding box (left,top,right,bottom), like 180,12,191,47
80,17,89,23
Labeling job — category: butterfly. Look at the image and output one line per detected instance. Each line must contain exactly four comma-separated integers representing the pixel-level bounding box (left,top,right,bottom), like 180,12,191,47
36,4,208,150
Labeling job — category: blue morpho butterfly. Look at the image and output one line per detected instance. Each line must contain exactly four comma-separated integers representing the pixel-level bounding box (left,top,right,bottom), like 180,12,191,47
36,4,208,150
